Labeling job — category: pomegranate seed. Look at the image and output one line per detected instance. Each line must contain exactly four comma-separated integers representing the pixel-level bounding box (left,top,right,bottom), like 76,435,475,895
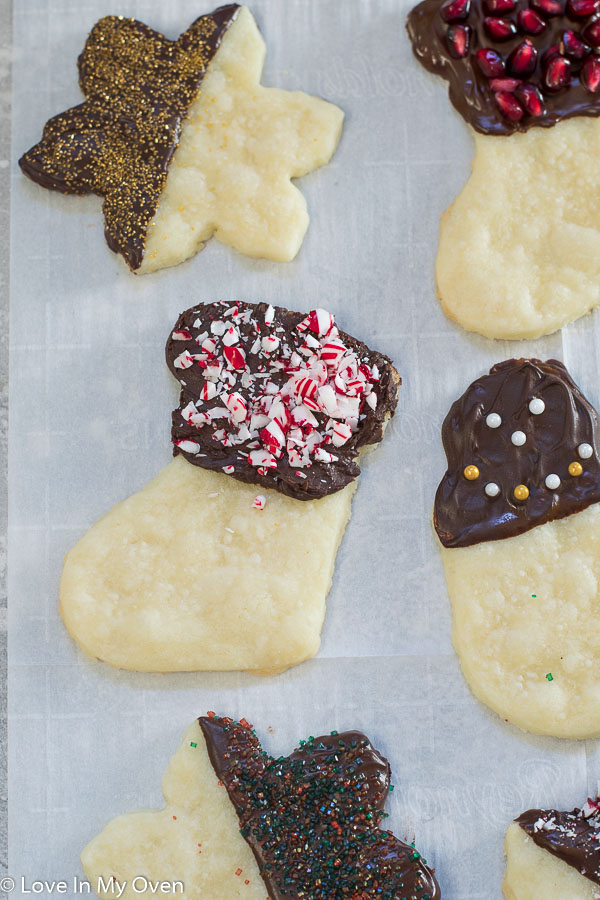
447,24,471,56
517,8,547,32
582,17,600,46
494,90,524,120
441,0,471,20
542,42,561,61
543,54,572,89
515,82,546,115
484,16,518,38
560,29,591,59
568,0,599,14
531,0,565,15
507,40,538,76
475,47,506,76
490,77,522,90
581,54,600,89
485,0,516,10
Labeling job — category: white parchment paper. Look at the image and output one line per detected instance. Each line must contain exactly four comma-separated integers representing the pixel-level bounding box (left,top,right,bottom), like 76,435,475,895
8,1,600,897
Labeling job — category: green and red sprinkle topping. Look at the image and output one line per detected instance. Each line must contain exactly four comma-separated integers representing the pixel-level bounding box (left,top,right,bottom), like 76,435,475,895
198,714,440,900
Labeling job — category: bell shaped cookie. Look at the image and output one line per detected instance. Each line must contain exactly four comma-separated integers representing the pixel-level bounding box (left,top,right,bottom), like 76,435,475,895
408,0,600,339
504,797,600,898
20,6,344,273
434,359,600,737
82,715,441,900
60,301,400,673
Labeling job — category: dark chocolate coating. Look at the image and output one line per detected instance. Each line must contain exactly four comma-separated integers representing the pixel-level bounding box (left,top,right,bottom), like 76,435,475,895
517,800,600,885
199,715,441,900
19,5,240,270
407,0,600,135
166,301,400,501
434,359,600,547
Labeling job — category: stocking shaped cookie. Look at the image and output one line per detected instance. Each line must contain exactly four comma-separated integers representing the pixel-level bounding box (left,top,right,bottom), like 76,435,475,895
407,0,600,339
60,301,399,673
434,359,600,737
82,714,441,900
504,798,600,898
19,6,343,273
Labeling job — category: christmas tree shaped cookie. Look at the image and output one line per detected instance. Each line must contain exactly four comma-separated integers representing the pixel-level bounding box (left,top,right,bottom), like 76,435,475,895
434,358,600,737
60,301,400,673
408,0,600,339
82,715,441,900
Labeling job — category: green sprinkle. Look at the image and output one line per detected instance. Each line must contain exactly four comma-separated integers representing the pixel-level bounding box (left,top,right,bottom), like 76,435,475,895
412,851,421,860
546,673,553,682
190,741,197,748
532,594,536,598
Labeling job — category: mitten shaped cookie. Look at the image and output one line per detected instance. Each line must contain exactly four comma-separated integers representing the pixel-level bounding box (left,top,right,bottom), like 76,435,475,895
504,798,600,898
82,714,441,900
60,301,400,673
434,358,600,737
19,6,344,273
407,0,600,339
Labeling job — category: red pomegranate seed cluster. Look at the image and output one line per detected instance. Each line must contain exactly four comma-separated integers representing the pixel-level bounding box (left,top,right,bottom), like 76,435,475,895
166,301,399,500
408,0,600,132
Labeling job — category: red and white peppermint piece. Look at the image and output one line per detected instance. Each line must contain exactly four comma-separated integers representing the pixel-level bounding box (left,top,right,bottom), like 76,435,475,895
202,337,218,355
222,325,240,346
252,494,266,510
260,420,286,454
295,376,318,404
248,449,278,469
321,339,346,368
292,404,318,428
331,422,353,447
226,391,247,423
264,304,275,325
211,320,227,336
224,345,246,370
175,439,201,453
222,465,235,474
297,308,335,337
174,350,194,369
366,392,377,410
172,329,192,341
200,382,218,402
262,335,280,354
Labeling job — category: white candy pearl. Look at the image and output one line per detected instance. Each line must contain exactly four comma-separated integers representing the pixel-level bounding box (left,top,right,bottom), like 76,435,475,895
511,430,526,446
578,442,593,459
485,482,500,498
486,413,502,429
529,398,545,415
545,473,560,490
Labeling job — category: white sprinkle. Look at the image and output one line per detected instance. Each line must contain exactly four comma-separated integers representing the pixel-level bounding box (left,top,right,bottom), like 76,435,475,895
578,442,594,459
529,398,545,415
486,413,501,429
484,482,500,498
545,473,561,490
208,492,219,498
511,430,526,446
225,527,235,534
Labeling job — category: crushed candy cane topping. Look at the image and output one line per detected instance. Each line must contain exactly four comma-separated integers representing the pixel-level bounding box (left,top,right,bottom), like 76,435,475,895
167,301,399,500
517,797,600,887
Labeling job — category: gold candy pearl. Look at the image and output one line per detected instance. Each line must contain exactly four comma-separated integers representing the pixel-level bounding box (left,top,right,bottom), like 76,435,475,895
514,484,529,501
569,461,583,477
464,465,479,481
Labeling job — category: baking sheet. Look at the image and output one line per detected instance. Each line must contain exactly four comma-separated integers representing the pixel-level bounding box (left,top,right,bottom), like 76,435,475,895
8,0,600,897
